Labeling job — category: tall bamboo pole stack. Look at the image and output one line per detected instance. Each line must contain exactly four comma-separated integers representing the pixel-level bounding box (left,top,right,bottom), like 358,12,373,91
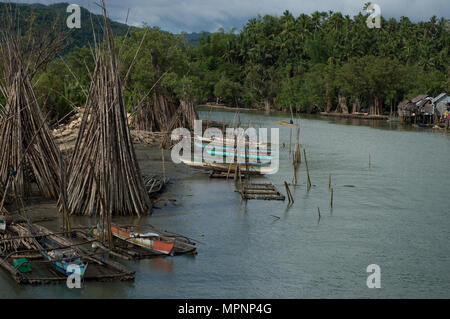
0,5,66,205
66,2,152,217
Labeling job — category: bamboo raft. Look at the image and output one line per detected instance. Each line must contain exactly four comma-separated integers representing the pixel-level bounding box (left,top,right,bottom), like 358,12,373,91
235,183,285,201
0,223,135,284
73,224,197,260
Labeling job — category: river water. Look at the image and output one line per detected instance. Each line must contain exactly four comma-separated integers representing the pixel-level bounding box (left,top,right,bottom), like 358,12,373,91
1,110,449,298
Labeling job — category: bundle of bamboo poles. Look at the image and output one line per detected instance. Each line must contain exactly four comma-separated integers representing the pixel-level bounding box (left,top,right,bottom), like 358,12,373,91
0,6,66,204
131,93,198,138
66,3,152,217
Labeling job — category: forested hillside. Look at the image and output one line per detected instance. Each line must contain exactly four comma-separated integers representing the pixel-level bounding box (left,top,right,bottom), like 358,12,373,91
1,3,449,120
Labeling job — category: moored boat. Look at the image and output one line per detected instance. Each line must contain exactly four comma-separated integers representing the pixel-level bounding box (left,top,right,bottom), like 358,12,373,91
180,158,278,175
278,120,294,127
35,236,87,277
96,223,175,255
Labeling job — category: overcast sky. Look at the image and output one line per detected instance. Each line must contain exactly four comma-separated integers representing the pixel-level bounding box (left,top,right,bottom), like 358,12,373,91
5,0,450,33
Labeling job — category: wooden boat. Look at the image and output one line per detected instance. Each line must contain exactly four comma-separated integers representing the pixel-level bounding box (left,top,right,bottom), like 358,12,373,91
96,223,175,255
180,158,278,175
35,236,87,277
278,120,294,127
143,174,168,197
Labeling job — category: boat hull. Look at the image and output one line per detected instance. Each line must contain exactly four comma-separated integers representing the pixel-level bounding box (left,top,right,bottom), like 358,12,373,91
110,225,175,255
180,158,277,175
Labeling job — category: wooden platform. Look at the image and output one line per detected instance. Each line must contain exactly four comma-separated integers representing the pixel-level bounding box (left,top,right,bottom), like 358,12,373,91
235,183,285,201
0,223,135,284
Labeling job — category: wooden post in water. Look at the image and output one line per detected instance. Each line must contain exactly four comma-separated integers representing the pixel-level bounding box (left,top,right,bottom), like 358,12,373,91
161,148,166,182
245,135,250,189
303,149,312,190
293,125,301,166
292,124,301,185
58,152,71,235
369,153,371,168
317,207,321,224
284,181,294,204
330,188,334,208
328,173,332,189
289,128,292,155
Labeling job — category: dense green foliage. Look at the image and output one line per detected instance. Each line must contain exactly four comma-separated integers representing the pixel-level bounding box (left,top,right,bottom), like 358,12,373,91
195,11,449,113
3,3,449,118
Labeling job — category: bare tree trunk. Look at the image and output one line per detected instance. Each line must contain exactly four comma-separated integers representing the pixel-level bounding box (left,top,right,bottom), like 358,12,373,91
352,96,360,113
337,95,348,114
264,98,271,113
326,98,332,113
373,95,382,115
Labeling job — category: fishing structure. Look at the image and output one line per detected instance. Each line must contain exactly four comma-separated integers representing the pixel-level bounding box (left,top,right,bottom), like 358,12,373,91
66,2,152,218
0,6,66,207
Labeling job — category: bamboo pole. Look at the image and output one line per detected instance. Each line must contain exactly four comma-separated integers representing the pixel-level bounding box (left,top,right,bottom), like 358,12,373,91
284,181,294,204
161,148,166,182
330,188,334,208
303,149,312,190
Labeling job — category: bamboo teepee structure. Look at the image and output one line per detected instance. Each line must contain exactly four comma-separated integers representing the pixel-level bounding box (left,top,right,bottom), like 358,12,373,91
132,93,198,133
0,5,66,204
66,2,152,217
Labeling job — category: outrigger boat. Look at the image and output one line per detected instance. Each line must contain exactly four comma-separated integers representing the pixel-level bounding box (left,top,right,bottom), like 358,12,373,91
95,223,176,255
35,236,87,277
180,158,277,175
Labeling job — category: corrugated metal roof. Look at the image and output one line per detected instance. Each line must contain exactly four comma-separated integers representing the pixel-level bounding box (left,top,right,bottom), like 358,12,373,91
411,94,428,103
431,93,448,103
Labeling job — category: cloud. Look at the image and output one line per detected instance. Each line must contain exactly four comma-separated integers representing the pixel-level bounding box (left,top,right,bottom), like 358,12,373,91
5,0,450,33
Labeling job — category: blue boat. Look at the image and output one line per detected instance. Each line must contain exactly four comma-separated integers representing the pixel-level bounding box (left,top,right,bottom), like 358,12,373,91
37,237,87,277
194,141,272,155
